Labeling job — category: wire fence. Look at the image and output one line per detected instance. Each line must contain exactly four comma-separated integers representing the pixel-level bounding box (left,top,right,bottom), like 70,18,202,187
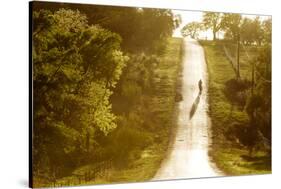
223,45,238,76
223,42,271,83
39,160,114,187
240,43,271,83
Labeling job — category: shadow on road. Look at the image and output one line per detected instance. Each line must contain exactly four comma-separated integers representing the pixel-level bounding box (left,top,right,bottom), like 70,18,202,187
189,92,201,120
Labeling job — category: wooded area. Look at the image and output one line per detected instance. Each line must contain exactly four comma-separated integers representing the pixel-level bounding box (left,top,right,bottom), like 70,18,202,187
31,2,181,187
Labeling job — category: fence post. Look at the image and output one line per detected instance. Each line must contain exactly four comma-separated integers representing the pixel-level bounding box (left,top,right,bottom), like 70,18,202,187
236,33,241,79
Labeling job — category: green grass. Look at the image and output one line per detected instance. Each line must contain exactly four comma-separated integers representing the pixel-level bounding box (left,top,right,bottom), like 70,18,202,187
212,147,271,175
92,143,168,184
200,40,271,175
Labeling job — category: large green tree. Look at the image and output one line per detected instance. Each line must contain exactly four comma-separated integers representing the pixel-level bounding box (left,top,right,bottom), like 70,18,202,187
202,12,222,40
221,13,242,41
33,9,128,179
240,17,263,45
181,21,202,39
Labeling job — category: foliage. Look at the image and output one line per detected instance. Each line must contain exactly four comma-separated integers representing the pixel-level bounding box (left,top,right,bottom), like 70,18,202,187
32,1,180,186
240,17,262,45
261,18,272,44
33,9,128,181
32,2,178,53
47,38,183,187
181,21,202,38
221,13,242,41
202,12,222,40
245,45,271,144
103,37,183,183
224,78,251,106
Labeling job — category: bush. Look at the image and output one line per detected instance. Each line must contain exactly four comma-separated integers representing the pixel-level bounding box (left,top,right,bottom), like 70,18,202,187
224,78,251,106
226,122,259,154
107,115,153,166
121,81,142,103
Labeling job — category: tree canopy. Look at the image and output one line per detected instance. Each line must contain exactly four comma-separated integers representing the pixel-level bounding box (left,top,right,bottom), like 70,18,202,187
202,12,222,40
181,21,202,39
221,13,242,41
33,8,128,179
32,2,178,53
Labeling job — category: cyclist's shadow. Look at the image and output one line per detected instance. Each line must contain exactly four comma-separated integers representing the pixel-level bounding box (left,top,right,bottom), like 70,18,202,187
189,91,202,120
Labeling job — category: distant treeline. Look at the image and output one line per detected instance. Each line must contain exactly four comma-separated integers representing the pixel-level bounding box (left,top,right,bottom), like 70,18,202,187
181,12,271,45
31,2,179,186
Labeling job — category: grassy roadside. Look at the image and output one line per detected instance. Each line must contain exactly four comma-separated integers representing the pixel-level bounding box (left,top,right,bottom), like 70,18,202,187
52,37,184,186
200,40,271,175
91,37,183,184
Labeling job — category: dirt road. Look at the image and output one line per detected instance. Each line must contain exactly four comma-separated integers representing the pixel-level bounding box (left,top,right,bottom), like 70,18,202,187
153,38,222,180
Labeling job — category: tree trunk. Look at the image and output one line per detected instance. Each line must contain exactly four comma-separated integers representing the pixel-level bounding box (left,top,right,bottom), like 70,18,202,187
213,31,216,41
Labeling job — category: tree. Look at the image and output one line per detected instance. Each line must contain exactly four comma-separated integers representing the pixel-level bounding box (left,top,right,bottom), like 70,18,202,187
181,21,202,39
221,13,242,41
252,17,263,45
240,18,255,45
133,8,176,53
240,17,262,45
32,1,178,53
261,18,272,44
202,12,222,40
33,9,128,179
32,3,180,184
173,14,182,29
245,45,271,153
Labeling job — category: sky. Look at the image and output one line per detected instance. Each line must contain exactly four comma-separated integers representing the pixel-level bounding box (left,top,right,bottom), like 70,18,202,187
172,10,271,39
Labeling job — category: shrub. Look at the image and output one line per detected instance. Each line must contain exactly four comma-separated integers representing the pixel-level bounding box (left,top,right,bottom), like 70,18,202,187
107,115,153,166
224,78,251,106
